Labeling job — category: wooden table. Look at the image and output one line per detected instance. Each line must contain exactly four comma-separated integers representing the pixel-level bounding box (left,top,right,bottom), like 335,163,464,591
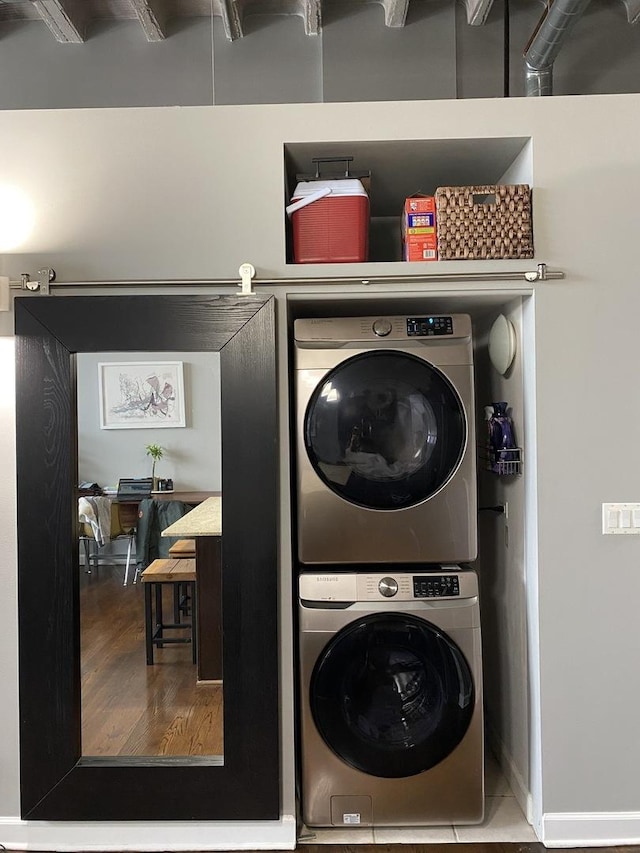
161,497,222,682
153,490,220,504
114,490,220,530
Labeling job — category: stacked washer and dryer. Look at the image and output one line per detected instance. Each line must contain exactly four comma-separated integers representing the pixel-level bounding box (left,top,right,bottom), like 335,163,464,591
293,313,484,829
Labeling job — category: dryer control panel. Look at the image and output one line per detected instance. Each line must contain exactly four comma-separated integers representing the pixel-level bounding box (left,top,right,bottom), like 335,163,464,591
294,313,472,343
406,316,454,337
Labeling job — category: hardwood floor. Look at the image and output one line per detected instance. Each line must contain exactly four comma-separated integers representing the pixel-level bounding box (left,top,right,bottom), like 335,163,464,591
80,563,223,756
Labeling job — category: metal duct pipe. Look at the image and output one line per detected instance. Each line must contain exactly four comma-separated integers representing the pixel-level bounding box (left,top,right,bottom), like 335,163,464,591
524,0,592,96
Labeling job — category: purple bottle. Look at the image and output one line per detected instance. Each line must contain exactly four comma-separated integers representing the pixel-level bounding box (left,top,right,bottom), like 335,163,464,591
489,402,517,470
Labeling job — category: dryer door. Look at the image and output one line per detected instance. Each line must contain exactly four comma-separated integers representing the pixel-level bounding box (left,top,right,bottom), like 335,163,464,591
304,351,465,509
310,613,474,778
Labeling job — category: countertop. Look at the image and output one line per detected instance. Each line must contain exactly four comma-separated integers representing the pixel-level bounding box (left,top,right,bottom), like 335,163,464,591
161,496,222,537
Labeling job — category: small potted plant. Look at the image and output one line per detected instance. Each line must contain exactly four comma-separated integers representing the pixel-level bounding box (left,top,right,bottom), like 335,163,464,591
145,443,164,489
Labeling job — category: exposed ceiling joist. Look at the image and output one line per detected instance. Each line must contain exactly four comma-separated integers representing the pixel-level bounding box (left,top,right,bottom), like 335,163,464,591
301,0,320,35
29,0,84,42
463,0,496,26
378,0,409,28
214,0,321,41
216,0,244,40
130,0,165,41
0,0,635,43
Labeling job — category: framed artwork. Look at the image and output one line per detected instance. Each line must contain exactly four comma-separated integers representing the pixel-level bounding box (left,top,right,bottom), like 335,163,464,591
98,360,186,429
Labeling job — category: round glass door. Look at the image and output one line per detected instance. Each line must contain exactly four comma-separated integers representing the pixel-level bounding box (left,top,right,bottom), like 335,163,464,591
304,351,466,509
310,613,474,778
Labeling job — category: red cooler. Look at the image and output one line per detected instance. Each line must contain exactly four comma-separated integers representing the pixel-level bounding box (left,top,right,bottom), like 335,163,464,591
287,178,369,264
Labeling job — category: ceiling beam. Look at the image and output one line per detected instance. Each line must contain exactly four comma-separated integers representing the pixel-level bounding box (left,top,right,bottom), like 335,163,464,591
621,0,640,22
462,0,496,25
29,0,84,42
217,0,244,40
301,0,320,35
130,0,165,41
226,1,321,38
379,0,409,27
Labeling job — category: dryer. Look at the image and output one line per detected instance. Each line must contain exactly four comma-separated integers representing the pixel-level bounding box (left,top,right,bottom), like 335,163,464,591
294,314,477,564
298,567,484,827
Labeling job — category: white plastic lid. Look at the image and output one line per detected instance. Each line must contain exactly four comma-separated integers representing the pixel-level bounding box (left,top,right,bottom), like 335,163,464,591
292,179,367,199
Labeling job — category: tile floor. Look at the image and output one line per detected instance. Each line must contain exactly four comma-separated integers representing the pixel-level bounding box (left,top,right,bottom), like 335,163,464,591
298,753,538,845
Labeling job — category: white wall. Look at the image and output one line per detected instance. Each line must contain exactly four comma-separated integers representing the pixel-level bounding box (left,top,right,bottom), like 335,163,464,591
1,94,640,848
77,351,222,491
0,338,20,817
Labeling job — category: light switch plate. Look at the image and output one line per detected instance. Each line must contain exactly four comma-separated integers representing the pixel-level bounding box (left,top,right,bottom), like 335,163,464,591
602,502,640,534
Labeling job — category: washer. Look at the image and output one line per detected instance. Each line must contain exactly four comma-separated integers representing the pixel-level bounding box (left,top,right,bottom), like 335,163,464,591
298,568,484,828
294,314,477,565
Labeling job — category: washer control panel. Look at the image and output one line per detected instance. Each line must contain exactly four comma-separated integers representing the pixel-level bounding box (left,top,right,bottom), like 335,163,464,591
299,571,474,603
407,316,454,337
413,575,460,597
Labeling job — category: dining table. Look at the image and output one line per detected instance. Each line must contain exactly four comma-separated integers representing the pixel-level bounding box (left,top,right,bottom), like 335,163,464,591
114,490,220,530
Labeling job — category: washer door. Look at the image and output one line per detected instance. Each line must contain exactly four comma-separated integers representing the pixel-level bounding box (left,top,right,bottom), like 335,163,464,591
304,351,466,509
310,613,474,778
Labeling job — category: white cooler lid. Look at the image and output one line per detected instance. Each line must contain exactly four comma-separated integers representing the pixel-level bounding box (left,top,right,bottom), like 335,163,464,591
292,178,367,198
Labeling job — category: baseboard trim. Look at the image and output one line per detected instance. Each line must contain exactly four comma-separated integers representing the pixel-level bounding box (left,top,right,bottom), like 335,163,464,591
0,814,297,851
542,811,640,847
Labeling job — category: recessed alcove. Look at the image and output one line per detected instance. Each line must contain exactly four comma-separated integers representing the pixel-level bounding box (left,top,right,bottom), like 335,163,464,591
283,137,533,264
286,286,534,838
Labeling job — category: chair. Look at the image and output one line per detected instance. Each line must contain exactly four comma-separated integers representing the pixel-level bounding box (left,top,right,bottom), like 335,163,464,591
168,539,196,621
115,478,152,585
78,496,138,586
141,558,198,665
168,539,196,557
134,498,191,580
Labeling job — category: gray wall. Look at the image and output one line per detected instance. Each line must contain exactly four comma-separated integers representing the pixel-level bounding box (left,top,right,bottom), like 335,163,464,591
0,19,214,109
2,95,640,848
77,351,222,491
0,0,637,110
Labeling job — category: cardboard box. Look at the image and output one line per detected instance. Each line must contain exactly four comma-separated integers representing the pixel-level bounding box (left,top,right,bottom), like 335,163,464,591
402,195,437,261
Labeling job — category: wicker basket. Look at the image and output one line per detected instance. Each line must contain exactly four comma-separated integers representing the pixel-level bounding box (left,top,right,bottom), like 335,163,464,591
435,184,533,260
